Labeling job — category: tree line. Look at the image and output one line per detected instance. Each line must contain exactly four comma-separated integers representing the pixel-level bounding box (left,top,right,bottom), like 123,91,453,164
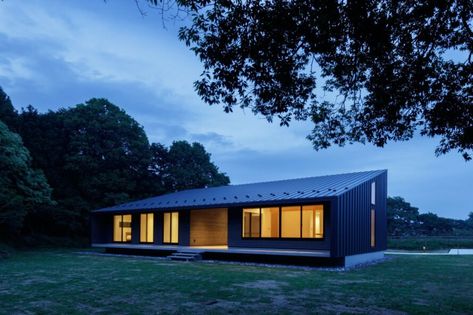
388,196,473,237
0,87,229,244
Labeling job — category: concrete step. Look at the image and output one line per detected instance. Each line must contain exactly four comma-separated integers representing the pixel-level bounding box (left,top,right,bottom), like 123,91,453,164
168,252,202,261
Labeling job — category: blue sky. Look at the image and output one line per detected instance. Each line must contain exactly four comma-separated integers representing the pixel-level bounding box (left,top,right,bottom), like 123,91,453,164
0,0,471,219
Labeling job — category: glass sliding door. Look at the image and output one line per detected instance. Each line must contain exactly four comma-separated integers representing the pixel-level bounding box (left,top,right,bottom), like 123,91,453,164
261,207,279,238
302,205,324,238
113,214,132,242
140,213,154,243
242,208,260,237
163,212,179,244
281,206,301,238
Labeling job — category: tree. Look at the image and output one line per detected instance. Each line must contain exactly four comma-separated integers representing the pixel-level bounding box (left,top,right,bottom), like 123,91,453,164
148,0,473,159
151,140,230,191
0,87,17,129
418,212,454,235
0,121,52,236
61,98,154,207
467,212,473,227
14,99,158,237
387,196,420,236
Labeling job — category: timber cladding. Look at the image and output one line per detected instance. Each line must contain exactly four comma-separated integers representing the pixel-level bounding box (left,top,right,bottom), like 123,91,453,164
190,208,228,246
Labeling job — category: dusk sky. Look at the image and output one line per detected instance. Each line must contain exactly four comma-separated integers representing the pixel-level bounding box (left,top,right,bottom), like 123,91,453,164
0,0,471,219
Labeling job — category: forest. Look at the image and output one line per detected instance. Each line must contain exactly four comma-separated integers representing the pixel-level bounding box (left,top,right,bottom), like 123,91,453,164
0,87,229,245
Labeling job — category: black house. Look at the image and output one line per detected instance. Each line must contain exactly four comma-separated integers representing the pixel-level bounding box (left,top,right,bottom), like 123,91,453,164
91,170,387,267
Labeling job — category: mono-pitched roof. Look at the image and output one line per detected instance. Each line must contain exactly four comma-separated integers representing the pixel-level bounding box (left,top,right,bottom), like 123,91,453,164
94,169,386,213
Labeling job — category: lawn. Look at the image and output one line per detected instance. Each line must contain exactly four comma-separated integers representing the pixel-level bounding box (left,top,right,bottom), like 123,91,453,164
1,250,472,314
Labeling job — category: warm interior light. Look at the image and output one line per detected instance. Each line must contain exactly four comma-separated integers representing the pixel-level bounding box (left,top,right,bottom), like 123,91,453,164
281,206,301,237
163,212,171,243
171,212,179,243
140,213,154,243
261,207,279,238
114,214,132,242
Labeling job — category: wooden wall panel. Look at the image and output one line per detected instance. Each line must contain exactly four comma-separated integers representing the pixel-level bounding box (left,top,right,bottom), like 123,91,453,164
190,208,228,246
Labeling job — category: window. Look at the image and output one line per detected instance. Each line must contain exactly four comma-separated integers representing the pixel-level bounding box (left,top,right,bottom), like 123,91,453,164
281,206,301,238
242,205,325,239
163,212,179,244
242,208,260,237
140,213,154,243
113,214,132,242
261,207,279,238
371,182,376,205
302,205,324,238
371,209,376,247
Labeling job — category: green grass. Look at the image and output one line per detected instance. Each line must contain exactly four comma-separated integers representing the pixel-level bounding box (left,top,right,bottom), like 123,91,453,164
388,237,473,251
1,250,472,314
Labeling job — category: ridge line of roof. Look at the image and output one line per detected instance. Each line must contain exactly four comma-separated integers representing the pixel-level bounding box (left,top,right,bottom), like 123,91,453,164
178,169,386,192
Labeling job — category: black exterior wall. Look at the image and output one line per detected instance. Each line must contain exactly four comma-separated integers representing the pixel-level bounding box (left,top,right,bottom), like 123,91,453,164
331,171,387,257
91,213,112,243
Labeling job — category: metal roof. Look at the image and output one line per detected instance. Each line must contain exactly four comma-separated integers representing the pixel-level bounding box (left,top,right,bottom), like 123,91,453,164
94,169,386,213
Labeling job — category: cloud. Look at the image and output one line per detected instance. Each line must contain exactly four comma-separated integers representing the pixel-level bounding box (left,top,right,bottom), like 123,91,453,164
190,132,233,147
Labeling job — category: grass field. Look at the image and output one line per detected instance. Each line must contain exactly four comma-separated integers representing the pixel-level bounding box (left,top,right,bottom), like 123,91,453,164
388,237,473,251
1,250,472,314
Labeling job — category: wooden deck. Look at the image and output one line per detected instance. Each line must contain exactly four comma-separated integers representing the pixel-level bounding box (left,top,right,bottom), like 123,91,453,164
92,243,330,257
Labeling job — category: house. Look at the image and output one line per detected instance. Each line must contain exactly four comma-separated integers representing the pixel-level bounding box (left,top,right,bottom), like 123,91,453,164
91,170,387,267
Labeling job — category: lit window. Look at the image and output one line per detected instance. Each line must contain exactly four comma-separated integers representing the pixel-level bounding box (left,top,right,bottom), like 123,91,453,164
302,205,324,238
163,212,179,244
242,208,260,237
371,208,376,247
113,214,132,242
242,205,324,239
371,182,376,205
261,207,279,238
281,206,301,238
140,213,154,243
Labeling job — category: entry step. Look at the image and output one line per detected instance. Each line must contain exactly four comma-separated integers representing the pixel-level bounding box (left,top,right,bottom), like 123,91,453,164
168,251,202,262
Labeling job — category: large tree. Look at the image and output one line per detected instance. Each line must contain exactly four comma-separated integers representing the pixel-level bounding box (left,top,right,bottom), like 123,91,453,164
13,99,158,237
0,121,52,236
151,140,230,191
387,196,420,236
147,0,473,159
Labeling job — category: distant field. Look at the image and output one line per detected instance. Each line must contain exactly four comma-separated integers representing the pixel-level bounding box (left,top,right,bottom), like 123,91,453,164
388,237,473,251
0,250,472,314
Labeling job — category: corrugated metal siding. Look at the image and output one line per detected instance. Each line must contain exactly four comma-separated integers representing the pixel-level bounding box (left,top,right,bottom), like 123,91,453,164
332,171,387,257
93,170,386,213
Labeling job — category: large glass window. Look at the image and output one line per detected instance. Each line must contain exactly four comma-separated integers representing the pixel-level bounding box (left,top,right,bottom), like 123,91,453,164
261,207,279,238
163,212,179,244
281,206,301,237
371,209,376,247
243,205,325,239
113,214,132,242
140,213,154,243
242,208,260,237
302,205,324,238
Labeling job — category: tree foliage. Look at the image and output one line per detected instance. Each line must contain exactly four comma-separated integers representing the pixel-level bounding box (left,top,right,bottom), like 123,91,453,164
0,121,52,236
388,196,473,237
0,87,17,129
148,0,473,159
387,196,419,236
151,140,230,192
